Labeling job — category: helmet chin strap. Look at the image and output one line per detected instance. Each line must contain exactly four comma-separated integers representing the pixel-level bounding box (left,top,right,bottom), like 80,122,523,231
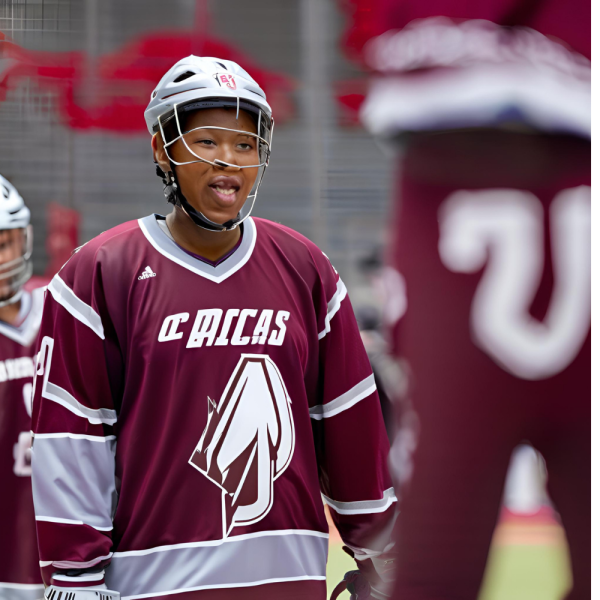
157,164,242,232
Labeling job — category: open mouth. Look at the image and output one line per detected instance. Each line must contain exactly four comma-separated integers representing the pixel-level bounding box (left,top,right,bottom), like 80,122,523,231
210,185,238,196
209,177,242,205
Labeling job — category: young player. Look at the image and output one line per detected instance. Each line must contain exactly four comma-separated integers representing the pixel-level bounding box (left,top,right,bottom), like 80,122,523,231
30,57,396,600
0,175,45,599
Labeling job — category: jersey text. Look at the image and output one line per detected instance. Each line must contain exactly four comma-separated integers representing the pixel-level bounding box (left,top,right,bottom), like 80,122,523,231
158,309,290,347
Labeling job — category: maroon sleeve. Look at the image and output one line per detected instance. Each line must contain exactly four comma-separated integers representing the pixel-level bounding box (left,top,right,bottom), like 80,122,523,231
310,250,397,559
30,243,120,587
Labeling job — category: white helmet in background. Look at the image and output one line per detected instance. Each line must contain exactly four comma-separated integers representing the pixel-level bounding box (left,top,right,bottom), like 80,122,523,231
0,175,32,305
145,55,274,232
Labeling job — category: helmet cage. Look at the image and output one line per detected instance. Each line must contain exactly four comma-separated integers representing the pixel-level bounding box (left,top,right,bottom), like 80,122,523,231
156,97,274,231
0,225,33,307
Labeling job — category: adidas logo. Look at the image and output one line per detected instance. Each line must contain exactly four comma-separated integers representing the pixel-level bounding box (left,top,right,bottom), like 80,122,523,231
138,266,157,280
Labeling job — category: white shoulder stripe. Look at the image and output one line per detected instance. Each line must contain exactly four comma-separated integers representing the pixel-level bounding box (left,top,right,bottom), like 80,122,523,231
318,278,347,340
48,274,105,339
309,374,376,420
323,487,397,515
43,380,117,425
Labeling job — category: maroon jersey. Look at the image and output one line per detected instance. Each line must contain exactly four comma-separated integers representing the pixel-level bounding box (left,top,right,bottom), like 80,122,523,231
341,0,591,60
347,1,591,597
386,131,590,600
0,285,45,598
30,216,394,598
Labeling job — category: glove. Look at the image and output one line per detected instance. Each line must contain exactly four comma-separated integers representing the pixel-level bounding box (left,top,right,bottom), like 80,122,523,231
330,570,373,600
330,547,396,600
44,586,120,600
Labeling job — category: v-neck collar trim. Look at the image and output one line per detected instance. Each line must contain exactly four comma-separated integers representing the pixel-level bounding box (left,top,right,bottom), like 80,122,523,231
138,214,257,284
0,287,45,347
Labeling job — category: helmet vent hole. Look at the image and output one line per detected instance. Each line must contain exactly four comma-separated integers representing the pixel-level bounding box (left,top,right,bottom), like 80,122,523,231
160,87,206,101
173,71,196,83
215,62,228,70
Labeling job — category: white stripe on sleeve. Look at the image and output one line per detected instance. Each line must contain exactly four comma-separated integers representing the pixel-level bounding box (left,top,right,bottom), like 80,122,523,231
34,432,116,442
52,572,105,583
309,374,376,421
32,435,117,532
43,380,117,425
318,279,348,340
323,487,397,515
34,515,113,531
42,553,114,570
0,583,45,600
48,274,105,339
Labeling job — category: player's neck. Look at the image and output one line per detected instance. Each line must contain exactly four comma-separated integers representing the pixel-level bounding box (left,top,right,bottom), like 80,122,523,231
166,206,242,263
0,299,22,326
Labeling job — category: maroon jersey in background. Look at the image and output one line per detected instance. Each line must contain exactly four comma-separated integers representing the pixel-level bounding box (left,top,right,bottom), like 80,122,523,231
0,283,46,598
340,0,591,597
387,131,590,600
30,216,395,599
341,0,590,61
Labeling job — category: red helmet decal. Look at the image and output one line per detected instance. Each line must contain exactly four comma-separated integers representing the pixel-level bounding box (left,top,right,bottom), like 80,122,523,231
217,73,237,90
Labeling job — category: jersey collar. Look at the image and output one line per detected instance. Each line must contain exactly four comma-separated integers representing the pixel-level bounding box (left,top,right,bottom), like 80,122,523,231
138,214,257,284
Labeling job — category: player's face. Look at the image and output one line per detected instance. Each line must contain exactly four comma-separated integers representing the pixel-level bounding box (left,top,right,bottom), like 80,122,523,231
0,228,25,299
168,108,260,225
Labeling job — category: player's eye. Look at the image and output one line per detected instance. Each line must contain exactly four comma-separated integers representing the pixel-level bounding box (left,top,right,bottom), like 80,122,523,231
236,136,256,151
195,139,216,147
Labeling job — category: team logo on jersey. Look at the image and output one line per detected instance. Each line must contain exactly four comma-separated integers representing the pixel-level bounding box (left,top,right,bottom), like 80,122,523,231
216,73,237,90
189,354,295,538
138,266,156,280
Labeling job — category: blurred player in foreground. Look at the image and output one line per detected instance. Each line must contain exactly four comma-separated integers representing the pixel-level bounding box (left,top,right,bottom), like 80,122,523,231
355,3,590,599
30,56,396,599
0,175,45,599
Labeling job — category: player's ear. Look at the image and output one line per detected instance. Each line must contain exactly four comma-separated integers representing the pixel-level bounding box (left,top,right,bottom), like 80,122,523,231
152,133,170,175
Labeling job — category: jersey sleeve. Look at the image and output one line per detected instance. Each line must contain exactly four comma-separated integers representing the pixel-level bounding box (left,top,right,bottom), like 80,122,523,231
310,251,397,559
30,245,122,587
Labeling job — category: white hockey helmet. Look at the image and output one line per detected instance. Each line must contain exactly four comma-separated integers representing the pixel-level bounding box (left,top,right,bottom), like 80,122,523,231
0,174,31,229
0,175,32,305
145,56,274,232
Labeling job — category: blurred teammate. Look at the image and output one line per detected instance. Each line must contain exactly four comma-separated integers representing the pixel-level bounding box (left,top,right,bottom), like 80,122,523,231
0,175,45,599
352,3,591,599
30,56,395,599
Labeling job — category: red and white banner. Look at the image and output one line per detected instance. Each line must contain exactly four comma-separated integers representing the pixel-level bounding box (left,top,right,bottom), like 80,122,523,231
0,28,294,133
